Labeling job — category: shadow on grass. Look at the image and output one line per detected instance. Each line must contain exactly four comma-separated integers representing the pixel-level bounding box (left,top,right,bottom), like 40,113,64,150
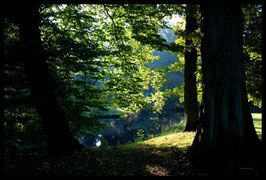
4,141,263,176
4,142,192,176
4,115,263,176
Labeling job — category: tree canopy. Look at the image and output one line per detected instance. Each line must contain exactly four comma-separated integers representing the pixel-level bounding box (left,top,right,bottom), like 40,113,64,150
2,3,263,176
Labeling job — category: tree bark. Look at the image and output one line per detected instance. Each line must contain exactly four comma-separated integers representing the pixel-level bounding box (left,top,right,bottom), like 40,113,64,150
0,12,4,175
18,4,83,155
262,2,265,155
184,4,199,132
190,4,260,165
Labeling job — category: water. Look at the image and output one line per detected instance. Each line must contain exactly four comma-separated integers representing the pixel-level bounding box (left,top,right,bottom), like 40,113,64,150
78,131,138,148
78,134,102,148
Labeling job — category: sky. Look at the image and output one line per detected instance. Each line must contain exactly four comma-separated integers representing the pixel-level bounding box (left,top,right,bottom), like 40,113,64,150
166,14,185,28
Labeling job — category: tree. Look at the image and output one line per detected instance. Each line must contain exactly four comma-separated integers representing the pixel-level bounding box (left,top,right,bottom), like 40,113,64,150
190,4,260,165
98,4,180,113
242,4,262,108
40,4,109,137
3,4,182,155
18,4,83,154
183,4,199,132
262,3,265,153
0,11,4,175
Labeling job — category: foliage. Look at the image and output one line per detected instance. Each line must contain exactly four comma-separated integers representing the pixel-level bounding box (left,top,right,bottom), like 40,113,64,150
40,4,109,136
242,4,262,108
3,4,263,162
168,4,262,109
37,4,185,138
4,4,186,150
166,5,203,104
3,18,48,151
136,129,145,141
40,4,182,116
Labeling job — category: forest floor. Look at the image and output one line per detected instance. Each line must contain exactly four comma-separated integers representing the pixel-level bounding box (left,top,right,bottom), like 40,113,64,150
4,114,264,176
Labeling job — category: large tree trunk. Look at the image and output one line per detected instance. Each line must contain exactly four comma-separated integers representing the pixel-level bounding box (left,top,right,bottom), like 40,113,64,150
18,4,83,155
190,4,260,165
262,3,265,155
261,3,266,175
184,4,199,132
0,13,4,175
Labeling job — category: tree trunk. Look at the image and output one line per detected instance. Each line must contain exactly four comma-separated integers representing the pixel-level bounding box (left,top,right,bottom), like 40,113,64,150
190,4,260,165
18,4,83,155
262,2,265,155
260,3,266,175
184,4,199,132
0,12,4,175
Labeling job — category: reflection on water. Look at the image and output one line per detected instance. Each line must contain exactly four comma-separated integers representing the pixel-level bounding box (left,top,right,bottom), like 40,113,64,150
78,133,136,148
78,134,102,148
95,137,102,147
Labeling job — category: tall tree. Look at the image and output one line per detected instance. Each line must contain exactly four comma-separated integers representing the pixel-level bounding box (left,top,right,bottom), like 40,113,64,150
183,4,199,132
242,4,262,108
190,4,260,165
0,11,4,175
262,3,265,152
18,4,83,154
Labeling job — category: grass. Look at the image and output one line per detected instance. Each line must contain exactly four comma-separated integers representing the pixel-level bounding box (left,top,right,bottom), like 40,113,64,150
4,113,262,176
136,112,262,149
251,113,262,139
4,119,196,176
130,112,262,153
141,132,195,149
135,120,194,150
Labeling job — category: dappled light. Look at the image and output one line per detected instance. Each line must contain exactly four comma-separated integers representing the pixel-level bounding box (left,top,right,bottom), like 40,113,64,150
2,3,263,176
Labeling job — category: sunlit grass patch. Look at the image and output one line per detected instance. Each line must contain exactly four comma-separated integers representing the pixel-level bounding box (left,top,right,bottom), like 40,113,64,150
125,120,195,151
252,113,262,120
252,113,262,139
138,112,262,150
125,113,261,155
141,130,195,149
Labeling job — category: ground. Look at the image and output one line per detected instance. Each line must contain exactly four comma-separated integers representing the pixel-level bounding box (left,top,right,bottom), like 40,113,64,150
3,113,263,176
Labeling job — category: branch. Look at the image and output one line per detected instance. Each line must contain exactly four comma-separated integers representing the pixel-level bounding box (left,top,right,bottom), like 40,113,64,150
103,4,125,47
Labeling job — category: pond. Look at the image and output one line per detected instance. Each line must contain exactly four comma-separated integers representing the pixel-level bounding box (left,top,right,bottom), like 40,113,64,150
78,129,139,148
78,134,103,148
78,108,185,148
